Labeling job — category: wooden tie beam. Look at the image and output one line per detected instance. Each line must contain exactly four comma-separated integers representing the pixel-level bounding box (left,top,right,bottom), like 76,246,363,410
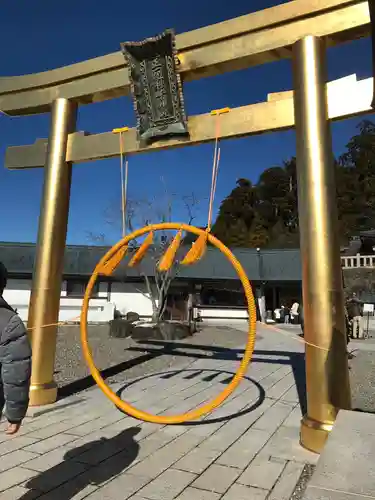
5,74,374,169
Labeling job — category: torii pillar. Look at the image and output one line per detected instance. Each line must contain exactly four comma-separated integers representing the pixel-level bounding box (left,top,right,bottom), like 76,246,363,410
27,98,77,406
293,35,351,453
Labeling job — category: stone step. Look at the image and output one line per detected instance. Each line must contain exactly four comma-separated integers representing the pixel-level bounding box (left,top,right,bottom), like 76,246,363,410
303,410,375,499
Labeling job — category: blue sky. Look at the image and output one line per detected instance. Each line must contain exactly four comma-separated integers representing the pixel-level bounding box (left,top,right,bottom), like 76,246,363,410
0,0,374,245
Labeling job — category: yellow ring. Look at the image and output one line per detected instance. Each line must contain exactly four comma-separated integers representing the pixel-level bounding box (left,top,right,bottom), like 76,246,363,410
80,223,257,424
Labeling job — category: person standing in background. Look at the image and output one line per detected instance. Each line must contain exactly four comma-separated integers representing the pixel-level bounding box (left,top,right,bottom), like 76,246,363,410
347,292,364,339
274,307,281,323
290,301,299,324
282,305,290,324
299,304,304,335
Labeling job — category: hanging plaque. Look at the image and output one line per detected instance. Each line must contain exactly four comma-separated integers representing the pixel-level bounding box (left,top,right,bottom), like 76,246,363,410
370,0,375,109
121,29,189,143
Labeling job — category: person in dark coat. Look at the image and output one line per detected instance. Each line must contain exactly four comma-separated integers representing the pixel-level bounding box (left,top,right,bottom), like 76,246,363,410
299,303,304,336
346,292,364,339
0,261,32,435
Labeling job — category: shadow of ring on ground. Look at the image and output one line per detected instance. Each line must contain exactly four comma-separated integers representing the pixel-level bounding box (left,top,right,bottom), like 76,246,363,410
115,368,265,425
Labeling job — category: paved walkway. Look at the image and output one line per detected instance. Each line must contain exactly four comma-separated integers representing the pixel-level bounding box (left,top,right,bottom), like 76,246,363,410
0,324,317,499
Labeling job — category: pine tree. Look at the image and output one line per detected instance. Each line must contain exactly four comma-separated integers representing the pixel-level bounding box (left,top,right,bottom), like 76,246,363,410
212,179,256,247
212,120,375,248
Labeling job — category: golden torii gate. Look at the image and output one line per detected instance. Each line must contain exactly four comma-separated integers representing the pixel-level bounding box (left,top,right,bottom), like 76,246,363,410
1,0,373,453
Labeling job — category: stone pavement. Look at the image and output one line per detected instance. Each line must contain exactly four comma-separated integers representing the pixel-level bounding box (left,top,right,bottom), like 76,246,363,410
0,324,317,499
304,409,375,499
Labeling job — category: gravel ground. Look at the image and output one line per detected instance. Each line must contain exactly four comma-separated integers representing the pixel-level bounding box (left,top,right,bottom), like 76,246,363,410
55,324,250,395
349,350,375,412
290,464,316,500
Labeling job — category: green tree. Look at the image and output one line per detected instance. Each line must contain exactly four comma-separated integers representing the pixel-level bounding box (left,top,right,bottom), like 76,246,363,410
213,165,299,248
338,120,375,237
247,214,269,248
213,120,375,249
212,178,257,247
255,159,299,247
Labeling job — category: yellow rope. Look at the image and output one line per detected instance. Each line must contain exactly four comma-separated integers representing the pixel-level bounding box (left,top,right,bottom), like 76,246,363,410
26,316,81,331
24,307,342,355
263,322,330,351
29,316,328,352
28,316,344,357
120,138,126,238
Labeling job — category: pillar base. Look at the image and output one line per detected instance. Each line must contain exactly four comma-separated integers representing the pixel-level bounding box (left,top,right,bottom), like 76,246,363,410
300,414,334,454
29,381,58,406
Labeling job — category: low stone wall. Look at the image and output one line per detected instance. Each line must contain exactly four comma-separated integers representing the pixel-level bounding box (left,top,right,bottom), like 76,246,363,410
343,268,375,299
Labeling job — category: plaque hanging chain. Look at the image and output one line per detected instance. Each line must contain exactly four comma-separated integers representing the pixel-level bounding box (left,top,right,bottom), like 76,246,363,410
120,134,129,238
207,108,230,232
177,107,231,267
113,127,129,237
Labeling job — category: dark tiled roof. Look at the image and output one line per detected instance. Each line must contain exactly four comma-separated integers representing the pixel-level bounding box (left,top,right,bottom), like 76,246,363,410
0,242,302,282
359,230,375,237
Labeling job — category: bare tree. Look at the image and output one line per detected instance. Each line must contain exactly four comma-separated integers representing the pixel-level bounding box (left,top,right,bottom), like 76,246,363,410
85,231,106,244
94,181,203,323
129,190,201,323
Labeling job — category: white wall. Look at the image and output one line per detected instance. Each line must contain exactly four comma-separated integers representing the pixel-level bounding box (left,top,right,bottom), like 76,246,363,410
3,279,31,321
3,278,114,323
197,307,248,320
59,280,113,323
3,278,155,323
3,278,249,325
109,282,155,318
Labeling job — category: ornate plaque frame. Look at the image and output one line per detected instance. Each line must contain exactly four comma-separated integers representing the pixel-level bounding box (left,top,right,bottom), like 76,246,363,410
121,29,189,143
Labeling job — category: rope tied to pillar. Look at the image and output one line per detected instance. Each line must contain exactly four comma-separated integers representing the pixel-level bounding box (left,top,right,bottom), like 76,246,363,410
26,313,341,354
